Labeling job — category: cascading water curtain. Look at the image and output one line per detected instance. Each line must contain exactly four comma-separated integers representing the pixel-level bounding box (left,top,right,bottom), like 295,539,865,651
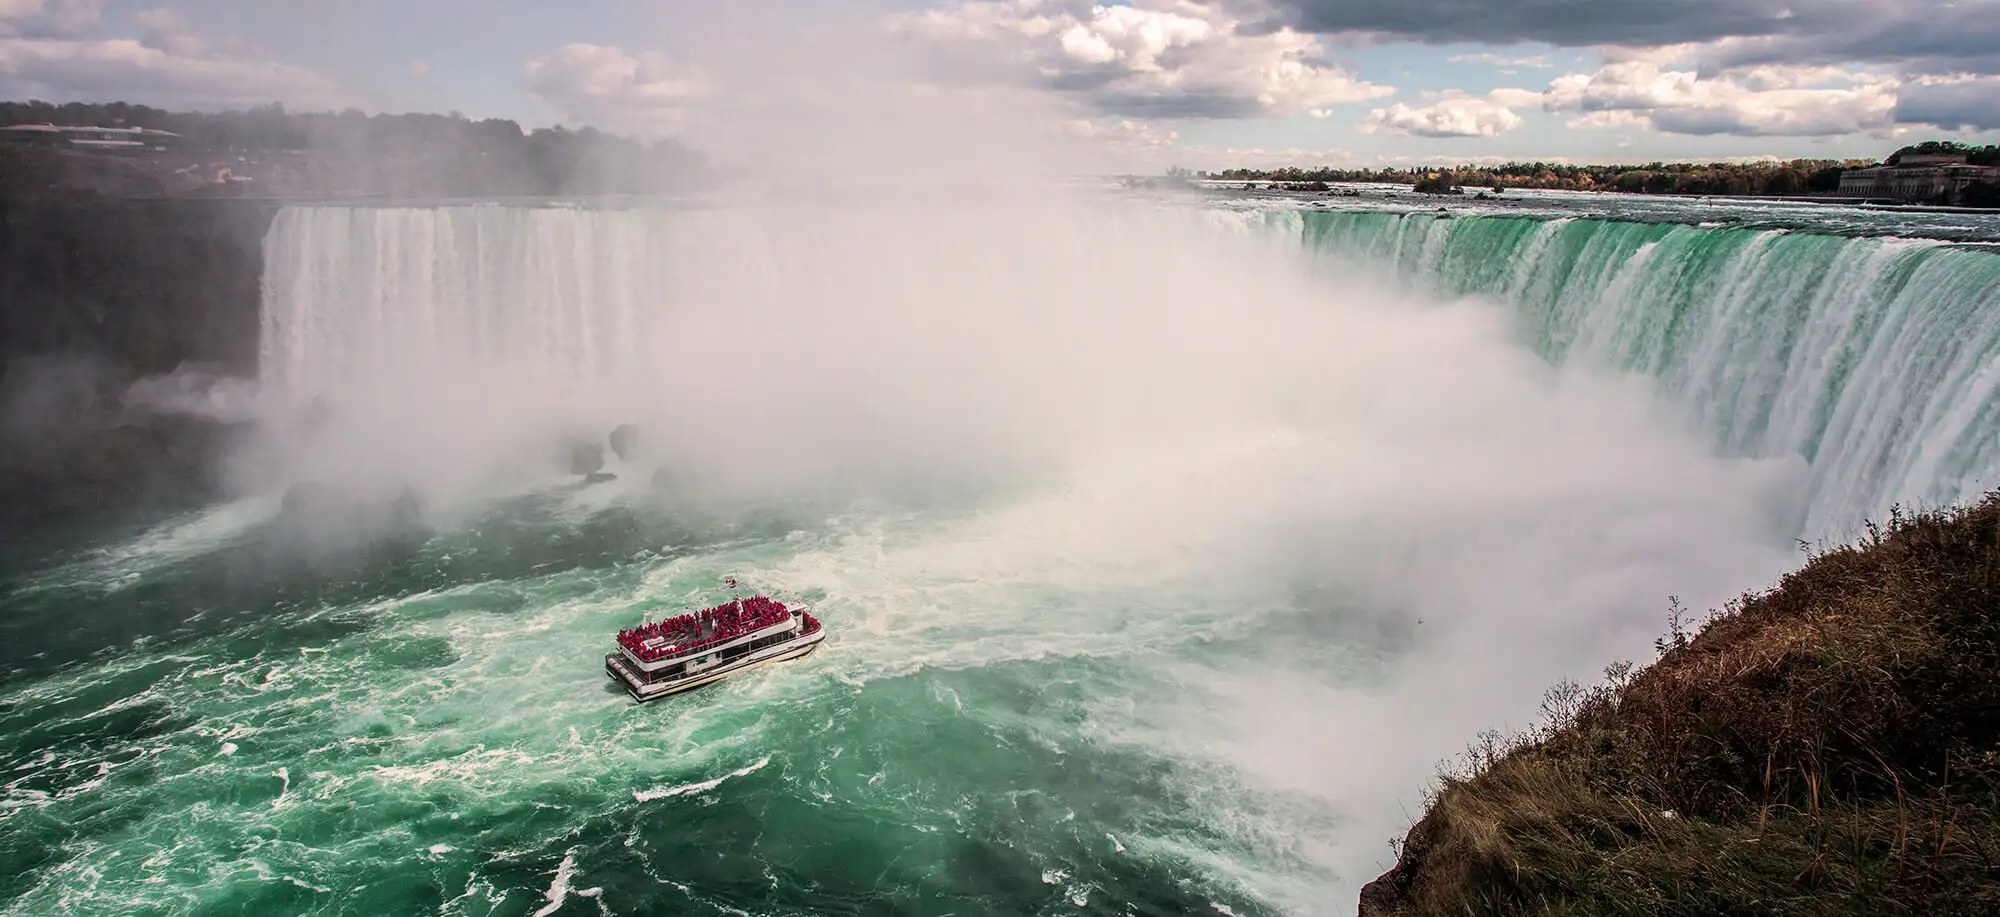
1283,210,2000,538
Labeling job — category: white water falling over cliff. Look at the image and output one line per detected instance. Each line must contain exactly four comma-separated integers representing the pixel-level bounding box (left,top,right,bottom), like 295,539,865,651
258,201,2000,539
1282,210,2000,539
259,205,675,400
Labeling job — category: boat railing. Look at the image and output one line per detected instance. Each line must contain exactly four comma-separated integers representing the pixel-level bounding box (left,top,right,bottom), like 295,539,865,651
619,616,799,672
617,597,795,661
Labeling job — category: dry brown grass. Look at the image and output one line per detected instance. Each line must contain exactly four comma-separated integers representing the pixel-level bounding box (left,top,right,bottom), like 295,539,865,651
1361,498,2000,916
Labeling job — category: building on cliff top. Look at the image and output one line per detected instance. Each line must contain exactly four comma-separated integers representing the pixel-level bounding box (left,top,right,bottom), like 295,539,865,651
1838,152,2000,205
1,123,182,153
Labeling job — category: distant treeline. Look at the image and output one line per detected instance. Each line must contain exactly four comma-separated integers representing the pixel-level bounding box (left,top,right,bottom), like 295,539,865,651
1213,159,1864,197
0,100,709,197
1211,141,2000,199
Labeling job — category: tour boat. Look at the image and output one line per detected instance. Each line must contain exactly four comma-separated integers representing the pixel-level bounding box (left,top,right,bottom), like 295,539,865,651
605,592,825,702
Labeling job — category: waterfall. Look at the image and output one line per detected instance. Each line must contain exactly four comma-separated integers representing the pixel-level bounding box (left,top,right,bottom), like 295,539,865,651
259,205,686,400
259,202,2000,539
1287,211,2000,538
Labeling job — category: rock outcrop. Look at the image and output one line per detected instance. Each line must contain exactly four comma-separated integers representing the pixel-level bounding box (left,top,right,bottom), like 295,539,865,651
609,423,638,461
0,195,277,530
1358,498,2000,915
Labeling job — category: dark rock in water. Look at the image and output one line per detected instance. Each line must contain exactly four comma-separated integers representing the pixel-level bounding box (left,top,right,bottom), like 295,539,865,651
569,442,605,475
582,472,618,486
650,468,675,490
608,424,638,461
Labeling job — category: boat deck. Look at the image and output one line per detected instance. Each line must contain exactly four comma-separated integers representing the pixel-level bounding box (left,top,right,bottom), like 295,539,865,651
606,623,825,702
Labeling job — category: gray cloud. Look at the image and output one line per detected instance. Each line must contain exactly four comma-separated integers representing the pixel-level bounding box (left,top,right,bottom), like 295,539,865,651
1259,0,1842,48
1265,0,2000,77
1697,4,2000,75
1893,78,2000,132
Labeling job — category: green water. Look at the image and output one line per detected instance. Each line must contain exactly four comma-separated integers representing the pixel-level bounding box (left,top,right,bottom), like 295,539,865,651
1,491,1323,916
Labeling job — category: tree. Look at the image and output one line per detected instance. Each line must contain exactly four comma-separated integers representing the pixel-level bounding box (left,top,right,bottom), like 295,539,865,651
1762,168,1805,196
1413,172,1460,194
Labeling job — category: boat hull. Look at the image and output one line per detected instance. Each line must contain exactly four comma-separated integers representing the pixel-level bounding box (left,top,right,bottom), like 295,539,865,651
606,626,825,702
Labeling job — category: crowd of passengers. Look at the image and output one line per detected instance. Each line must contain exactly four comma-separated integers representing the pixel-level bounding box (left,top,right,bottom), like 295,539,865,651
618,596,797,662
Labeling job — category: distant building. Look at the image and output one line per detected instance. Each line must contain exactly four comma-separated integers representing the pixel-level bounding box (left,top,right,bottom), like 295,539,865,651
1838,153,2000,205
0,123,182,153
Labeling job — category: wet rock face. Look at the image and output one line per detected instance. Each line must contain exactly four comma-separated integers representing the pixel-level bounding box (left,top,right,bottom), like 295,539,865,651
608,424,638,461
0,197,276,379
0,197,277,530
0,354,254,531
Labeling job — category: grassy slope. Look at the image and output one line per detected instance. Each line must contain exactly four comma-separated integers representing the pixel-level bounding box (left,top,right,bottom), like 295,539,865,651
1360,498,2000,916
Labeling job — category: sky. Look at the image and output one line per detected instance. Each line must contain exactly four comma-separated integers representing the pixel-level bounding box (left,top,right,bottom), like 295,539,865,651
3,0,2000,170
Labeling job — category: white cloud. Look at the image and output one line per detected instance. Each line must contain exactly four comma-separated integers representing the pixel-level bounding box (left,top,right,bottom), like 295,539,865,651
0,5,347,109
523,43,707,134
0,0,104,40
1066,117,1179,151
1542,59,1900,136
1363,90,1527,137
892,0,1394,119
0,38,346,108
133,7,201,57
1448,52,1553,69
0,4,347,109
1365,49,1914,144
